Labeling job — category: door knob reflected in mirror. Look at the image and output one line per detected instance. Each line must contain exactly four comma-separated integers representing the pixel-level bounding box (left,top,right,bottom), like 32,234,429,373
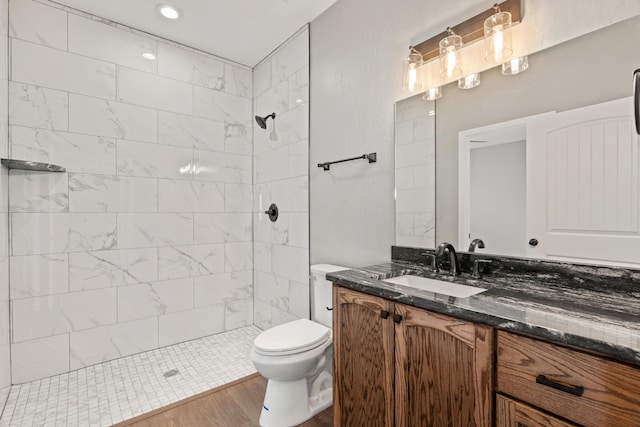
528,238,539,247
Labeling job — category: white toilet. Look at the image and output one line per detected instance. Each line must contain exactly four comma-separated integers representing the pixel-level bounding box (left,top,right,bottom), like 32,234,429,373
251,264,346,427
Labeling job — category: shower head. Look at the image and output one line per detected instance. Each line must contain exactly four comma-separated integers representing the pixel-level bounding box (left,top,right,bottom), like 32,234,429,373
255,112,276,129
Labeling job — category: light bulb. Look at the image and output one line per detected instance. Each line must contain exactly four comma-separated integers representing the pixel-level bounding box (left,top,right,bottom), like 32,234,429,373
484,10,512,63
446,46,457,79
407,64,418,92
493,25,504,62
403,50,423,92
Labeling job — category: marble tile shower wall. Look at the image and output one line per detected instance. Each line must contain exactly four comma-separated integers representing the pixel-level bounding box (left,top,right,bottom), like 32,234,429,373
252,27,310,329
395,95,436,248
7,0,254,383
0,0,10,408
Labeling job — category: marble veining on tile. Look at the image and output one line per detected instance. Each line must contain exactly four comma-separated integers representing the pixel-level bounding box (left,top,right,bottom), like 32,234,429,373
224,63,252,99
69,174,158,213
9,170,69,213
11,213,117,256
158,111,225,151
158,42,225,91
9,82,68,131
68,248,158,291
10,126,117,175
224,123,252,155
5,0,258,393
158,244,224,280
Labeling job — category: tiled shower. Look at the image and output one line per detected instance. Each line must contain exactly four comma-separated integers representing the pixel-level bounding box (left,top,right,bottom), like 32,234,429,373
0,0,310,419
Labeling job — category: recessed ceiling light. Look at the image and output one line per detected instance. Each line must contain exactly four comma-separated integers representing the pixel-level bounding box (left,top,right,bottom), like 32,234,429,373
142,52,156,60
157,4,181,20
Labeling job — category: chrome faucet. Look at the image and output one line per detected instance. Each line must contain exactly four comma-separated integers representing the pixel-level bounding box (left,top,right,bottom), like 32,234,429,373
435,242,460,276
468,238,485,252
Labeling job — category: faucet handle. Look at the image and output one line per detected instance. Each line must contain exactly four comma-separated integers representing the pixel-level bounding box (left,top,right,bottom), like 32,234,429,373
421,252,439,272
472,259,492,279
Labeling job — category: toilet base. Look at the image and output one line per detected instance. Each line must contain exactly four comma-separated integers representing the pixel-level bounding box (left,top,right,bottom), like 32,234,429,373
259,371,333,427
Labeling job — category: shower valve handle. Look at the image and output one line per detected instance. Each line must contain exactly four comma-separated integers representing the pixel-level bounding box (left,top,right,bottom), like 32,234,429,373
264,203,279,222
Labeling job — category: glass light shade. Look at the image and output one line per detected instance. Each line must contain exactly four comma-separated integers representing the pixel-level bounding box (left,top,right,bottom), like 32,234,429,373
502,56,529,75
422,87,442,101
439,33,463,79
458,73,480,89
484,11,512,63
402,51,424,92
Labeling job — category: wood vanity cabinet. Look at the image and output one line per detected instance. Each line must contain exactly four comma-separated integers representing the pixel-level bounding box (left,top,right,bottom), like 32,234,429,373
495,394,577,427
333,286,493,427
496,331,640,427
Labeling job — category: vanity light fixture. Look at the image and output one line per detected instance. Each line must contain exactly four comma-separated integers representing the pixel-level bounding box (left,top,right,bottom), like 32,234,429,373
422,87,442,101
157,4,181,20
405,0,523,101
142,52,156,60
458,73,480,89
406,1,522,73
403,47,424,93
484,4,513,63
502,56,529,75
439,28,463,79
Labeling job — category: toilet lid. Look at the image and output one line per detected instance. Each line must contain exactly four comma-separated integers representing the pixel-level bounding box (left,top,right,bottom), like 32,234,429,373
254,319,331,354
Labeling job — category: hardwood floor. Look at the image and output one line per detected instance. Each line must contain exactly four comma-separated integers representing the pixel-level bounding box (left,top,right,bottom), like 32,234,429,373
114,373,333,427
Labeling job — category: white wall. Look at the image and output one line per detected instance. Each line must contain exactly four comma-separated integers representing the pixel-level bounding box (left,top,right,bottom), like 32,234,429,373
8,0,253,383
253,27,310,330
310,0,488,267
0,0,10,408
310,0,640,267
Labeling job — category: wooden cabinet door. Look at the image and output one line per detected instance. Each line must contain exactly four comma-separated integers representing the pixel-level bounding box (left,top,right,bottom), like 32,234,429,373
496,394,577,427
333,287,395,427
394,304,493,427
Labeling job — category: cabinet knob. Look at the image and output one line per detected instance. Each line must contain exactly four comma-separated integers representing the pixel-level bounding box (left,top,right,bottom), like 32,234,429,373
380,310,389,319
393,314,403,323
528,238,539,247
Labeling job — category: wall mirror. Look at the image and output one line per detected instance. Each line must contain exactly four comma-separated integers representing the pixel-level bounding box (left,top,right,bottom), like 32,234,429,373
394,94,436,249
394,14,640,266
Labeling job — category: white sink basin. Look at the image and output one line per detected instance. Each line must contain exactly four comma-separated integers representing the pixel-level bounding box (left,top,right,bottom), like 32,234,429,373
384,275,487,298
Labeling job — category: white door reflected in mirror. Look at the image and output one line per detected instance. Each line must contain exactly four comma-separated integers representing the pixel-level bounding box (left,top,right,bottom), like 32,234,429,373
459,97,640,266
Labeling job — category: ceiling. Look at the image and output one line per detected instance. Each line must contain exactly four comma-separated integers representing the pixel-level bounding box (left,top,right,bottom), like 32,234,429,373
47,0,338,67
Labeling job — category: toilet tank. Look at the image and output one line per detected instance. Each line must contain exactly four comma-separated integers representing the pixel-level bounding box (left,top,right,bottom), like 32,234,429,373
310,264,347,328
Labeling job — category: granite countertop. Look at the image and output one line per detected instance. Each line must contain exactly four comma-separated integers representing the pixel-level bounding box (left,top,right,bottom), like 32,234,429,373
327,259,640,365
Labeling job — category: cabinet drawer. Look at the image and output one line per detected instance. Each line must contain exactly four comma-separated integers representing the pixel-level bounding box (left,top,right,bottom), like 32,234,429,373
496,394,577,427
496,331,640,427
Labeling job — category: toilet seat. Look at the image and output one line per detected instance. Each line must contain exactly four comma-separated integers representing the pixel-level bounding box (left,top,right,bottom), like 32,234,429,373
254,319,331,356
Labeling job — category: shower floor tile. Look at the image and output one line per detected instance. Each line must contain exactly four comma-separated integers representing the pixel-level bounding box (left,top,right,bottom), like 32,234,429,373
0,326,261,427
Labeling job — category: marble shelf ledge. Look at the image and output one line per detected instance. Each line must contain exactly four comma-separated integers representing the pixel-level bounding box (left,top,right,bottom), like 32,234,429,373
1,158,66,172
